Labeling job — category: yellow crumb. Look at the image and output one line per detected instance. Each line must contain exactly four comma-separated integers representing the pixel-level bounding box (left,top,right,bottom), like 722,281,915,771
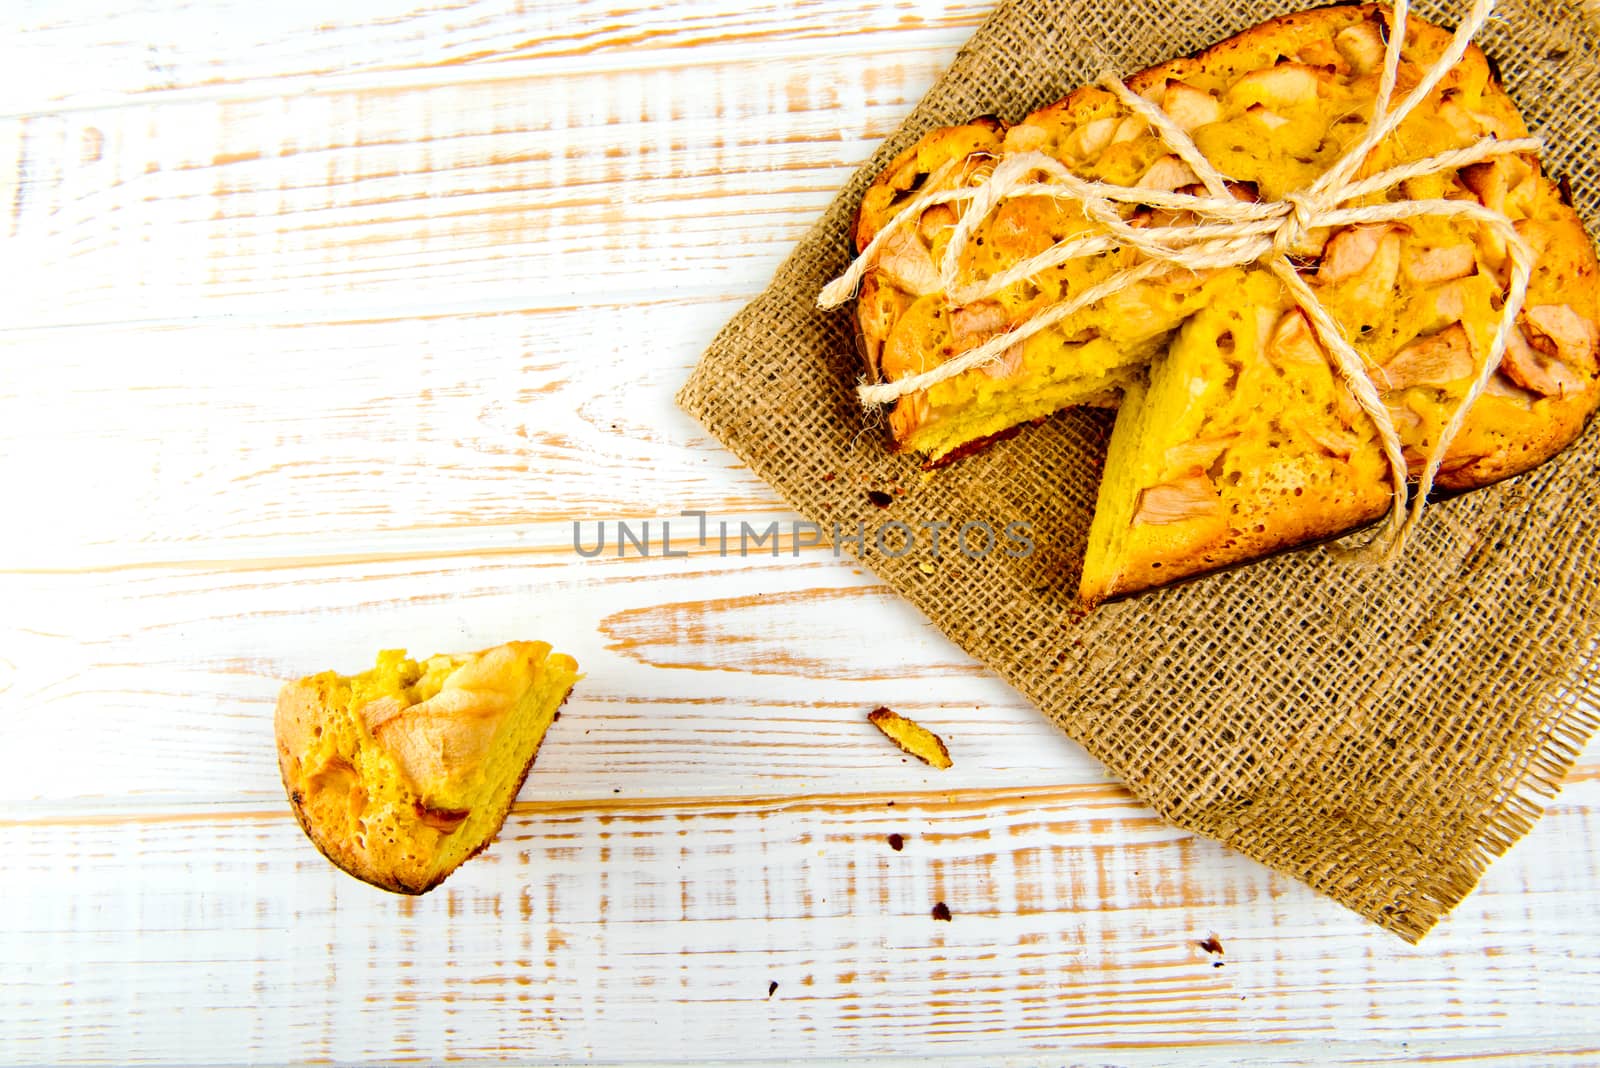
867,707,953,769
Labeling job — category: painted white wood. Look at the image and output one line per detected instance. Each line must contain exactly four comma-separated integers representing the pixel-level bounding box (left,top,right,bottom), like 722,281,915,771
1,42,962,331
2,0,1598,1063
0,300,778,566
1,0,994,114
4,786,1599,1063
0,550,1104,805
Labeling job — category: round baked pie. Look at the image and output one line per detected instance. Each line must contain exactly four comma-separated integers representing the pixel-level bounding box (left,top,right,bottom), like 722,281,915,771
849,3,1600,604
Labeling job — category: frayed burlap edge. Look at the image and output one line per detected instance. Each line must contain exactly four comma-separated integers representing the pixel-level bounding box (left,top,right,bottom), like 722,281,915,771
677,0,1600,941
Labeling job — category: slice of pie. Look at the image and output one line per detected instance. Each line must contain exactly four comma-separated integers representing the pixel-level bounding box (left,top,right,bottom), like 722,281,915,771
848,3,1600,604
275,641,581,894
1080,271,1393,602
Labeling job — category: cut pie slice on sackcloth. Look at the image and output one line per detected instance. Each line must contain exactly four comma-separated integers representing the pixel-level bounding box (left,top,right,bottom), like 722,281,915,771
677,0,1600,940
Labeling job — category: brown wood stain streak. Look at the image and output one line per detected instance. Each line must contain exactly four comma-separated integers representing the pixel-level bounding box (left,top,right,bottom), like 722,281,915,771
433,14,990,70
231,172,854,239
7,3,993,114
44,71,926,175
8,752,1592,829
0,781,1152,828
599,586,993,678
0,524,819,577
33,85,900,186
1407,1048,1600,1064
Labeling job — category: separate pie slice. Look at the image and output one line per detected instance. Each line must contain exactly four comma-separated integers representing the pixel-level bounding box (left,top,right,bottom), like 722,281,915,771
847,3,1600,602
275,641,581,894
1081,271,1392,602
1077,166,1599,603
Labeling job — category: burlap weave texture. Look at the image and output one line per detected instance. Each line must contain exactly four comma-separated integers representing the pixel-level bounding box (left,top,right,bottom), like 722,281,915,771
677,0,1600,940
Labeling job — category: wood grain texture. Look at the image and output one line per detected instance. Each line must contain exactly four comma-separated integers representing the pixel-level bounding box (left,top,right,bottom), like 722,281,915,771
2,41,958,331
0,551,1099,806
2,0,1598,1062
0,302,782,566
1,0,993,112
4,784,1599,1063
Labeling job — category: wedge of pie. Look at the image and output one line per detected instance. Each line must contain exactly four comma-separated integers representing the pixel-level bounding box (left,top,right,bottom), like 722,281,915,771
275,641,580,894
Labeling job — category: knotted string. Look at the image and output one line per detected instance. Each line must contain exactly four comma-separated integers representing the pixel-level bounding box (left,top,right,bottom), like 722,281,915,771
819,0,1538,561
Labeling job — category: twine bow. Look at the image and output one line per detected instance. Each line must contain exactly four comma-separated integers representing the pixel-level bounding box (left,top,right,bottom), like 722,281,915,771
819,0,1538,561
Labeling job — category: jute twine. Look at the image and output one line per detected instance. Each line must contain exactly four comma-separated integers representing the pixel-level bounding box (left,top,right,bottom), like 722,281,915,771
820,0,1536,562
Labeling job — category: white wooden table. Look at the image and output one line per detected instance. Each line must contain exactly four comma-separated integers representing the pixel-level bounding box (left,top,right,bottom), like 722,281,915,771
3,1,1598,1063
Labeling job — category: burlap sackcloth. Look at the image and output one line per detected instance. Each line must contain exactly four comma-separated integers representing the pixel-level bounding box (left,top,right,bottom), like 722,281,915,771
676,0,1600,941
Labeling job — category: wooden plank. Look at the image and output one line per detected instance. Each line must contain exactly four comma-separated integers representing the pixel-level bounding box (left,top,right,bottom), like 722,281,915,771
2,0,992,113
11,539,1584,807
1,40,961,331
0,550,1106,805
0,300,791,566
3,785,1598,1064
